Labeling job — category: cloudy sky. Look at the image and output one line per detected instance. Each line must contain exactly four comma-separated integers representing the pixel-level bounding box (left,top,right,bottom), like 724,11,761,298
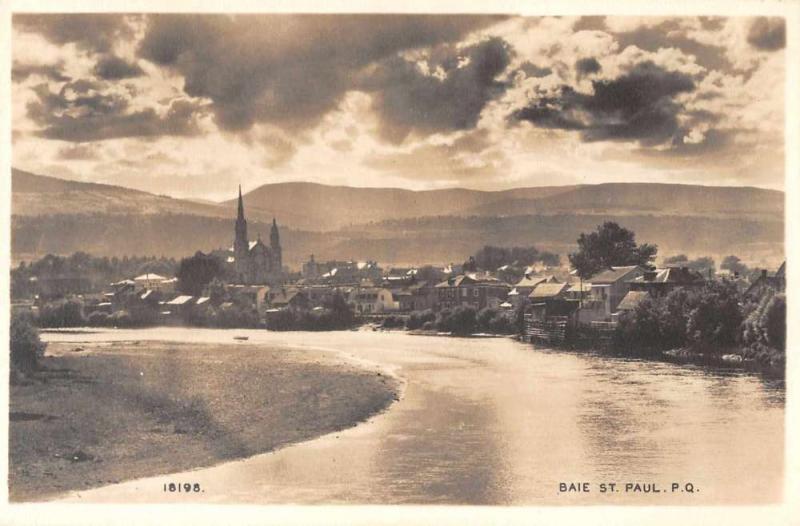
11,14,786,200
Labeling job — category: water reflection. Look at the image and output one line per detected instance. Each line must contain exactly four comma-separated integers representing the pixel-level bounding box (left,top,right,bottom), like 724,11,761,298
45,328,784,505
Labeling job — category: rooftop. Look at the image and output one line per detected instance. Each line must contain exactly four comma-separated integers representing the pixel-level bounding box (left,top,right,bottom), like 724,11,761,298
586,266,642,284
529,282,569,299
617,291,651,311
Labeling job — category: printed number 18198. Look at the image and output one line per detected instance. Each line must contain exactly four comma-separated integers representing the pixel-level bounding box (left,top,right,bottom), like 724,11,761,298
163,482,202,493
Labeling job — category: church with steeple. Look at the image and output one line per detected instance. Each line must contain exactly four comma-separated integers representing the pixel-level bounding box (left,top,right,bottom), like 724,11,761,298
228,185,283,285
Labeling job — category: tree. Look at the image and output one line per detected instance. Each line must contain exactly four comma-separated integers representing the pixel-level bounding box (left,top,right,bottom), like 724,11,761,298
664,254,689,265
764,294,786,351
436,306,477,335
10,312,47,373
686,281,742,350
177,251,223,296
38,298,86,327
720,255,748,276
664,255,715,275
569,222,657,278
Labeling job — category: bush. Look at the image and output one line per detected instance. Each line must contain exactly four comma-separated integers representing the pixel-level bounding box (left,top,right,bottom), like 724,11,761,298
686,281,742,350
741,291,785,365
613,296,665,355
10,313,47,373
613,281,745,356
406,309,436,330
477,307,516,334
87,310,110,327
37,298,86,327
436,306,477,336
266,294,357,331
421,320,436,331
216,303,259,328
381,315,405,329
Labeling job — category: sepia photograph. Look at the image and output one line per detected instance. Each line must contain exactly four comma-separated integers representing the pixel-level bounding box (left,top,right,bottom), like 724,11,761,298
2,2,798,524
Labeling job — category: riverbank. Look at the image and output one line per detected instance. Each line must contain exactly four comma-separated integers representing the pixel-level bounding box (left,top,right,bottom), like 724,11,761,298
9,339,400,501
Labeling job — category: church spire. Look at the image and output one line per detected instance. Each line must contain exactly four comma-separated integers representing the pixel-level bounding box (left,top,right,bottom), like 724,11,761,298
234,184,248,255
270,217,280,249
237,184,245,221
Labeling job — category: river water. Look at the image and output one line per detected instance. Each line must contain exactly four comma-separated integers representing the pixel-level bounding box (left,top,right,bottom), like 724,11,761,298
43,328,785,505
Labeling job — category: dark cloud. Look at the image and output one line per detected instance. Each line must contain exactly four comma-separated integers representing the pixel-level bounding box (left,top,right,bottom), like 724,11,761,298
12,62,70,83
27,80,203,142
747,17,786,51
14,14,135,53
362,37,512,143
613,19,733,72
94,54,145,80
137,14,505,135
518,61,552,78
512,61,696,146
575,57,601,77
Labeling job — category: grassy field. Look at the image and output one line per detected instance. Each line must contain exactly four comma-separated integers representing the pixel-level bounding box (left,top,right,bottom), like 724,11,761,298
9,340,399,501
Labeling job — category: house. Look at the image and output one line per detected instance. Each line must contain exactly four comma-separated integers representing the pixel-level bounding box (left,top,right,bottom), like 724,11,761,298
435,274,511,310
745,262,786,299
226,284,270,314
627,267,705,297
133,273,170,292
615,291,650,314
564,281,592,302
316,260,383,284
529,282,569,302
395,281,437,312
585,266,646,319
514,274,559,297
350,287,396,314
268,288,309,311
164,295,195,319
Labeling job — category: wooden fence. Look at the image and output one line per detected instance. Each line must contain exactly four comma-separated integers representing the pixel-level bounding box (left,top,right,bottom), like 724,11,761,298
523,314,570,344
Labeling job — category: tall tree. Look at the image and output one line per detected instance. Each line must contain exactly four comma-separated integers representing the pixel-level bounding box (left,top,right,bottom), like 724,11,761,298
569,222,657,279
177,251,223,296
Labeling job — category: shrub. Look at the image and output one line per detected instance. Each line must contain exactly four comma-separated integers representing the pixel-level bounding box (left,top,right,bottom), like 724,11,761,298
217,303,259,328
613,296,664,355
87,310,109,327
477,307,516,334
741,291,785,365
10,313,47,372
436,306,477,336
37,298,86,327
686,281,742,350
265,295,357,332
406,309,436,330
421,320,436,331
381,315,405,329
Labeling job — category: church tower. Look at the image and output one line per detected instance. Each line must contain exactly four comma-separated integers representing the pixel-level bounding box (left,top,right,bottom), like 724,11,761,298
234,185,249,279
270,217,282,273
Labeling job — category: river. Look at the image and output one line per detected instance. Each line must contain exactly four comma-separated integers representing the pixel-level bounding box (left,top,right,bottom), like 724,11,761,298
43,327,785,505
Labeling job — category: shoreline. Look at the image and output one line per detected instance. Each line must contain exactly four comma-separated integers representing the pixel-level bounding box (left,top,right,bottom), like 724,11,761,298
9,338,402,502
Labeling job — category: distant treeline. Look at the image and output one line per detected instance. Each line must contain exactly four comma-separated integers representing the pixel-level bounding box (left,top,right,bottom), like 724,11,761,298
12,211,784,269
464,245,560,271
11,252,178,298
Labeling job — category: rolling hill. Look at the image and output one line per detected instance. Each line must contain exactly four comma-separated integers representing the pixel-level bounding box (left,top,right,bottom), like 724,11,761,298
10,168,786,268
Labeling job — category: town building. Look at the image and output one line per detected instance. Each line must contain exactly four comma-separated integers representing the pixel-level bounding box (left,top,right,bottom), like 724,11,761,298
745,262,786,299
435,274,511,310
627,267,705,297
583,266,646,321
227,185,283,285
349,287,396,314
514,274,560,297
